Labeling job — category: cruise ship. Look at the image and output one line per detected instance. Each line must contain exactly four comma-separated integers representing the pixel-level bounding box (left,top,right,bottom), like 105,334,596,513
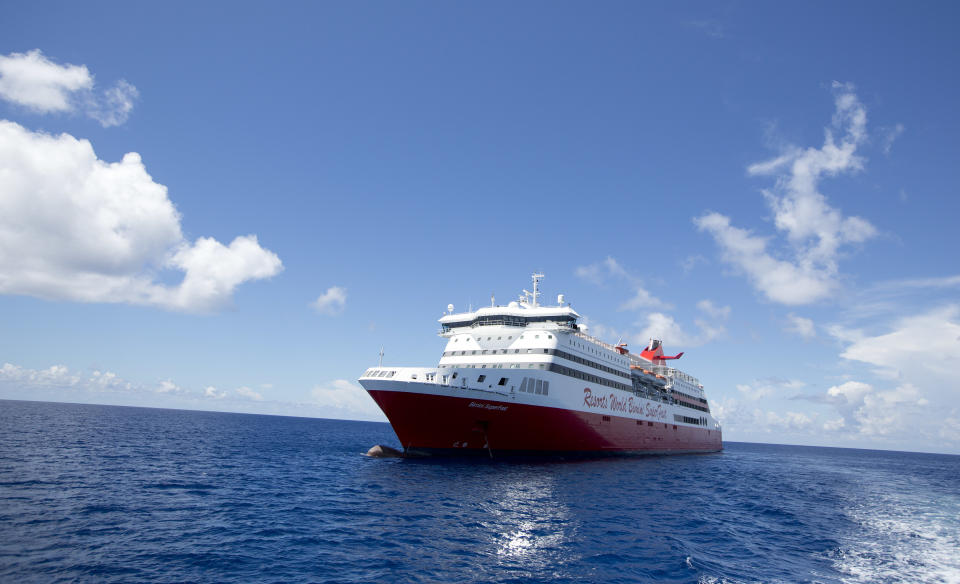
359,274,722,456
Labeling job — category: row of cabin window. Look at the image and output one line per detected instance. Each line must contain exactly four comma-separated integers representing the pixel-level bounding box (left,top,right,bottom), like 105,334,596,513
546,363,633,392
634,420,683,430
443,316,575,330
474,375,508,386
442,348,630,380
437,360,630,393
672,388,709,405
452,335,516,343
452,332,629,368
518,377,549,395
439,362,547,370
604,417,684,432
675,400,711,414
568,339,628,366
550,348,630,380
439,361,628,391
446,348,539,356
450,333,554,343
461,329,631,367
673,414,708,425
364,369,396,378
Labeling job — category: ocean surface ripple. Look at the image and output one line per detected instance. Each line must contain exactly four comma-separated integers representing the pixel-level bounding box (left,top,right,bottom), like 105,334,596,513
1,400,958,583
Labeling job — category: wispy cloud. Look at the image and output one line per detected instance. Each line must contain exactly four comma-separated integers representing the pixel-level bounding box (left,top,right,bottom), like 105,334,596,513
310,379,383,420
785,313,816,339
687,19,726,39
681,254,707,273
0,49,138,126
697,299,731,320
831,304,960,380
575,257,669,310
839,274,960,323
737,378,805,401
696,82,876,305
879,123,905,155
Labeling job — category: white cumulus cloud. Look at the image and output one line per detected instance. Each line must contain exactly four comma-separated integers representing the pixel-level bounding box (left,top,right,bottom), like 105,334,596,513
204,386,226,399
631,299,729,348
856,383,928,436
823,417,846,431
0,49,138,126
0,120,282,312
827,380,874,404
156,380,185,395
312,286,347,315
696,82,877,305
634,312,726,348
0,362,80,388
712,396,816,434
235,386,263,401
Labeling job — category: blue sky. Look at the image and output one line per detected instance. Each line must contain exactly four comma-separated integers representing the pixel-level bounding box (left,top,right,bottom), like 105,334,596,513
1,2,958,454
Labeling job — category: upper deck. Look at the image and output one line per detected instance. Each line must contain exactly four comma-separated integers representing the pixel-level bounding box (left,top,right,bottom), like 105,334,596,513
439,304,580,334
432,273,708,407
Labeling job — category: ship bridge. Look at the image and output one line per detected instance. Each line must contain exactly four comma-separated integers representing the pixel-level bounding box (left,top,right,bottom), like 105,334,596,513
439,304,580,335
439,272,580,336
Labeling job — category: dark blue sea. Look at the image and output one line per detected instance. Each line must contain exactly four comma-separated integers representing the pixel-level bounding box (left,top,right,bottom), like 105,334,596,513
1,400,958,583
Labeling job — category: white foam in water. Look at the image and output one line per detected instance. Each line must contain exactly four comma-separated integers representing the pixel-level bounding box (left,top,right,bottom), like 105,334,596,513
833,484,960,584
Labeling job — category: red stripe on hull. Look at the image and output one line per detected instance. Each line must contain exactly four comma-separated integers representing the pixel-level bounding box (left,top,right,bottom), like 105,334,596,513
368,390,722,455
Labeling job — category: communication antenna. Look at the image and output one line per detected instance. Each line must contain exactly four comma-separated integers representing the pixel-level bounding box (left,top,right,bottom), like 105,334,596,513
378,346,384,368
531,272,544,307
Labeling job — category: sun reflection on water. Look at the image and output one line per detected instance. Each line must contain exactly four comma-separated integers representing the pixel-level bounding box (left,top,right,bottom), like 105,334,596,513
485,468,578,569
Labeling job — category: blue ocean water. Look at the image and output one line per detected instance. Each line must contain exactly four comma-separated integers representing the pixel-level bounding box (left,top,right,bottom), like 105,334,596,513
1,400,958,583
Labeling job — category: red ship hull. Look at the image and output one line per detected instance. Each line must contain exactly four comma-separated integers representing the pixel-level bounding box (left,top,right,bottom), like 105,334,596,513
368,389,722,456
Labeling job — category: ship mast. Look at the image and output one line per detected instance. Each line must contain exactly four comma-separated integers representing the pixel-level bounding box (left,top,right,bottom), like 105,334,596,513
531,272,544,307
